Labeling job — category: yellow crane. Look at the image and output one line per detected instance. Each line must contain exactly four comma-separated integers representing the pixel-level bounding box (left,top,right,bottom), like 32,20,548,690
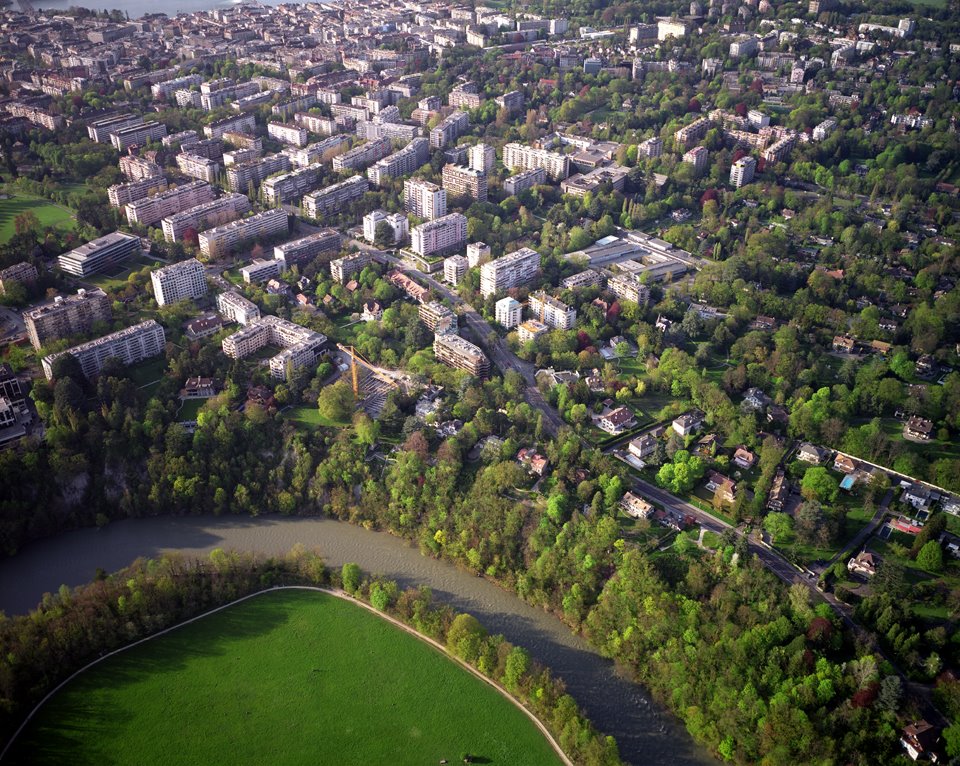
338,343,395,397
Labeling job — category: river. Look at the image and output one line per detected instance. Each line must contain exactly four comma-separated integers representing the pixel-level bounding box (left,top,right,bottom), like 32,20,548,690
0,515,716,766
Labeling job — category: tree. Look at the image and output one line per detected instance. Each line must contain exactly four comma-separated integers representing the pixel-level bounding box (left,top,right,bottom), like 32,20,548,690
801,467,839,504
763,512,794,543
341,562,362,593
446,613,486,663
318,380,355,423
916,540,944,573
503,646,530,692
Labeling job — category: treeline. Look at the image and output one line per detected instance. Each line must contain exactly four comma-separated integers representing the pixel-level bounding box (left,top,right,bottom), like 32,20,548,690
0,550,620,766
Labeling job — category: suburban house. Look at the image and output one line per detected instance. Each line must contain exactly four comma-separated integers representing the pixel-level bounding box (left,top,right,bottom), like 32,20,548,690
766,471,789,511
847,550,880,577
705,471,737,504
742,387,772,412
943,495,960,516
733,447,757,470
891,515,924,535
939,531,960,560
672,411,704,437
797,442,829,464
902,483,933,511
620,491,655,519
180,377,218,399
904,416,934,441
900,720,941,762
833,454,858,474
361,300,383,322
628,433,657,460
832,335,856,353
517,447,549,477
695,433,718,457
596,406,636,434
536,367,580,387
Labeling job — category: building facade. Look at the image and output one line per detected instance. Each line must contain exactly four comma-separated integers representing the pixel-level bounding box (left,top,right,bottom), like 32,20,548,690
23,288,111,350
495,297,522,329
479,247,540,297
198,209,289,259
58,232,141,277
150,258,207,306
42,320,165,380
410,213,468,258
433,334,490,377
404,178,447,220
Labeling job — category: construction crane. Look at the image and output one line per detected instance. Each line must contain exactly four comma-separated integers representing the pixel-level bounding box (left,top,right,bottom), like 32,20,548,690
350,346,359,397
338,344,395,396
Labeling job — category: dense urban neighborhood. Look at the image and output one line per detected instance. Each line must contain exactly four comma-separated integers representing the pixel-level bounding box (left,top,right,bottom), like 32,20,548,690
0,0,959,762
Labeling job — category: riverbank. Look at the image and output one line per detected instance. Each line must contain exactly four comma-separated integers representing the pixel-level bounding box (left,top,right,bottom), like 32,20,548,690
0,514,716,766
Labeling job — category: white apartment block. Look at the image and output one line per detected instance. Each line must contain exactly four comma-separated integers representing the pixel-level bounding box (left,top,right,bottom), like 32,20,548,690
152,74,202,100
411,213,467,258
639,136,663,158
442,164,488,202
199,208,289,259
226,153,292,193
262,165,322,205
479,247,540,298
332,137,392,171
303,175,369,218
729,156,756,188
119,154,163,181
240,259,282,284
429,110,469,149
468,143,496,173
151,258,208,306
502,143,570,181
330,251,372,284
58,232,141,278
161,193,251,243
657,19,689,40
216,290,260,325
42,320,165,380
813,118,837,142
503,167,546,196
274,229,341,268
364,210,408,244
108,176,168,207
267,122,309,147
608,273,650,305
110,122,167,151
561,270,605,290
204,114,256,140
404,178,447,220
528,291,576,330
176,153,220,183
444,254,468,285
367,138,431,185
221,315,326,381
125,181,214,227
683,146,709,176
518,319,549,343
88,113,142,143
495,297,522,329
467,242,490,268
284,136,351,168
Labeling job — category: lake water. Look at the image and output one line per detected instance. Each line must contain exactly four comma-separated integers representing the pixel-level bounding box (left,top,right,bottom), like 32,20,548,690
0,514,716,766
31,0,304,20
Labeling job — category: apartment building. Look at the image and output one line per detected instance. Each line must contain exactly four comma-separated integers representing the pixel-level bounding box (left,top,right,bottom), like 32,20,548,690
761,135,796,164
674,117,711,148
366,137,430,185
161,193,251,243
448,83,483,110
272,94,316,120
639,136,663,158
442,164,488,202
503,167,546,196
467,242,491,268
433,334,490,377
729,156,756,188
262,165,322,205
607,273,650,305
303,175,369,218
443,254,468,285
150,258,207,306
274,229,341,268
176,153,220,183
561,270,605,290
813,118,837,142
502,143,570,180
41,320,166,381
284,135,351,168
221,315,326,381
232,91,274,112
468,143,496,173
119,154,163,181
356,120,421,143
240,259,281,284
495,296,522,329
88,113,142,143
0,262,38,296
23,287,111,349
429,110,469,149
683,146,709,176
418,301,458,334
528,291,576,330
404,178,447,220
216,290,261,325
204,114,256,140
108,176,168,207
267,122,309,147
225,153,292,193
58,232,141,277
198,209,289,259
294,112,341,135
411,213,467,258
330,251,372,284
495,90,524,114
479,247,540,297
363,210,408,244
125,181,214,227
222,131,262,151
6,102,64,131
110,121,167,151
152,74,202,100
331,137,392,172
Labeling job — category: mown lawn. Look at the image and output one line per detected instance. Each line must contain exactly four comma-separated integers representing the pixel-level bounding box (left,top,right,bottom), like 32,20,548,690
282,404,350,429
0,193,75,243
9,590,562,766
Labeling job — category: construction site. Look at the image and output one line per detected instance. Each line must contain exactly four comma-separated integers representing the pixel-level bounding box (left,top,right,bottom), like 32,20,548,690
336,343,414,419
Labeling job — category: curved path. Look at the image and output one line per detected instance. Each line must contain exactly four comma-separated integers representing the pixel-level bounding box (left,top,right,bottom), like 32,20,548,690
0,515,716,766
2,586,574,766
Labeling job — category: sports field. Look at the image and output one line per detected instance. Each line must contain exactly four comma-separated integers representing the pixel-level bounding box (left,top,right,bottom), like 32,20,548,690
0,193,75,243
7,589,562,766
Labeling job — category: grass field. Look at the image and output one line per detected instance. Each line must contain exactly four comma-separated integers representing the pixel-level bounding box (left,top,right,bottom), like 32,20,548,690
176,398,207,421
83,259,163,291
0,193,75,243
281,404,350,429
8,590,562,766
